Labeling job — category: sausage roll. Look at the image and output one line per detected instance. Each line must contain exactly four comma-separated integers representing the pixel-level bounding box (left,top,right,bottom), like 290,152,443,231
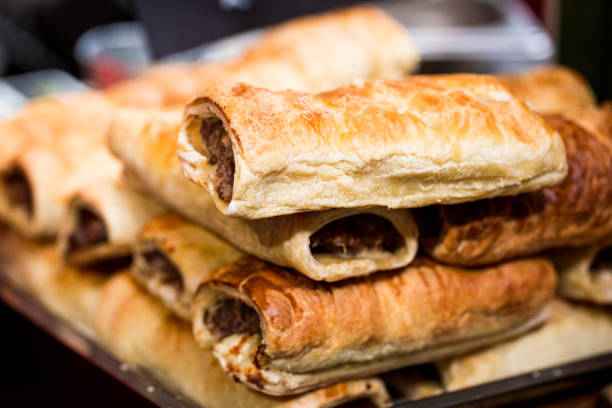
437,300,612,391
498,65,596,114
59,177,164,267
550,241,612,305
95,273,392,408
191,256,556,395
0,93,120,238
132,212,242,320
108,108,418,281
105,5,419,108
178,75,567,219
414,113,612,266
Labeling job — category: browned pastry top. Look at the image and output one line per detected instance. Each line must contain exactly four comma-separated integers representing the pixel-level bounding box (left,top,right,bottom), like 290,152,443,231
204,255,556,359
416,113,612,266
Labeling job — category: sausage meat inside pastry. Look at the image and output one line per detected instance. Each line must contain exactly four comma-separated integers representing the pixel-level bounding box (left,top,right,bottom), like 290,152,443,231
2,166,33,217
179,75,567,219
192,256,556,395
67,207,108,253
59,179,164,267
309,214,404,258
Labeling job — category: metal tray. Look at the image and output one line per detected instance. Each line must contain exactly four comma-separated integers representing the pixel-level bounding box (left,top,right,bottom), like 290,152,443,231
2,269,612,408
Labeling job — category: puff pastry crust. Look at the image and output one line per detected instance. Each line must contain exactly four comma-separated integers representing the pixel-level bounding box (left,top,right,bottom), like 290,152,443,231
179,75,567,218
105,5,418,108
132,212,243,320
438,300,612,391
95,273,392,408
415,113,612,266
0,93,120,238
498,65,596,114
550,240,612,305
109,108,418,281
58,176,164,267
191,256,556,395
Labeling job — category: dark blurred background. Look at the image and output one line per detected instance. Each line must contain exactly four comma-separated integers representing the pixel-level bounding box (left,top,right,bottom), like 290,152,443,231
0,0,609,99
0,1,610,407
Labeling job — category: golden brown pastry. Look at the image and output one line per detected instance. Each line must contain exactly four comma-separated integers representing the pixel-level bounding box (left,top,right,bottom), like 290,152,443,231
498,65,596,114
415,113,612,266
0,97,68,170
109,108,418,281
179,75,567,219
58,177,164,267
132,212,242,320
564,103,612,141
105,5,419,108
438,300,612,391
95,273,393,408
191,256,556,395
550,241,612,305
0,93,120,238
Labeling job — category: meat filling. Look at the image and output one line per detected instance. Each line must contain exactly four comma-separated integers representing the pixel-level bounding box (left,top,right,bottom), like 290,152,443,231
143,249,184,291
310,214,404,257
411,206,444,250
204,297,260,340
592,246,612,272
67,208,108,253
2,167,33,216
200,117,234,203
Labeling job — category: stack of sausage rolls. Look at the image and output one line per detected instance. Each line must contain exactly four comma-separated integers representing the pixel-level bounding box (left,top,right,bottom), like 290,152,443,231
2,5,612,407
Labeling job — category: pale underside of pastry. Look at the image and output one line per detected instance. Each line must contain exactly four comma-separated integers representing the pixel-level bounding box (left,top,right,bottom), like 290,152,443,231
437,299,612,391
104,5,419,108
498,65,597,114
550,240,612,305
58,176,164,267
415,112,612,266
0,228,108,337
0,93,120,238
179,75,567,219
108,108,419,281
131,212,243,320
192,256,556,395
95,273,393,408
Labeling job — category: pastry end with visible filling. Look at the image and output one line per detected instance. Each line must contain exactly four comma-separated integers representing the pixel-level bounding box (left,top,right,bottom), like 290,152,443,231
204,296,260,341
309,214,405,259
141,249,184,291
2,166,33,217
66,207,108,254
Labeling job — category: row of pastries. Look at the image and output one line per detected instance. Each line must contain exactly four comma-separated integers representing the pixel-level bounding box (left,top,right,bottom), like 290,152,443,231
1,5,612,407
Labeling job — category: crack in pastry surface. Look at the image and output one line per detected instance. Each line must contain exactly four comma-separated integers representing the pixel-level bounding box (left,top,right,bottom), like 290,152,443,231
142,249,184,291
200,117,234,203
310,214,405,258
67,207,108,253
2,166,33,216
